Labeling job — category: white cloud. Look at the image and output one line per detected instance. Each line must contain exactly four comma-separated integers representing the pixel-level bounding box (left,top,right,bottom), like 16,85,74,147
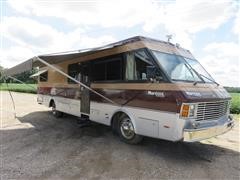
1,17,64,51
2,0,239,87
0,16,116,68
0,46,36,68
162,0,237,49
200,42,240,87
5,0,238,51
8,0,237,30
7,0,154,28
232,8,240,36
204,42,239,57
167,0,236,32
4,0,239,39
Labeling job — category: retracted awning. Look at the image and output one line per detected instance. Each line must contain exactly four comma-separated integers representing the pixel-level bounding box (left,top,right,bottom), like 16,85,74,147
3,59,33,77
30,69,47,78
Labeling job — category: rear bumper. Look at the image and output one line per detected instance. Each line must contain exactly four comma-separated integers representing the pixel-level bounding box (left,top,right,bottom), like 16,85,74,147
183,117,234,142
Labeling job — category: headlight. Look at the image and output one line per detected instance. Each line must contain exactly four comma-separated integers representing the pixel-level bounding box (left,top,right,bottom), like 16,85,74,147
180,103,197,118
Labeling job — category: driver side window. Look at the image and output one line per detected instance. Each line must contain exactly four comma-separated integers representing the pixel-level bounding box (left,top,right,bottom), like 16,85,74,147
125,50,153,81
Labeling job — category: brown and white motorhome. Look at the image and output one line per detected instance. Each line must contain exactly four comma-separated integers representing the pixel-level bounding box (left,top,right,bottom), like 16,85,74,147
5,36,234,144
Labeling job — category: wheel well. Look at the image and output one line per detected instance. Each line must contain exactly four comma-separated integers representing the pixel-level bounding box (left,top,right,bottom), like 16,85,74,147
111,111,127,132
49,99,55,107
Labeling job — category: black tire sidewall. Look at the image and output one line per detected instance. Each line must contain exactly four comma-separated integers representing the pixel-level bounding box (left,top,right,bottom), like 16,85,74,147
51,101,63,118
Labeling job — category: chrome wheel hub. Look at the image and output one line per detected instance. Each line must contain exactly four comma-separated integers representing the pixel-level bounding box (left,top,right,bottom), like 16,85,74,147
120,118,135,139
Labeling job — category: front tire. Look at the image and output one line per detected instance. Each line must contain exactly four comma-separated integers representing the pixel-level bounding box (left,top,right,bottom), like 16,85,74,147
117,114,143,144
51,101,63,118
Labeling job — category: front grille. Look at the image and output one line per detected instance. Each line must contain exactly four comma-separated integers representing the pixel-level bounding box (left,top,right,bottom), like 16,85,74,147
196,101,229,121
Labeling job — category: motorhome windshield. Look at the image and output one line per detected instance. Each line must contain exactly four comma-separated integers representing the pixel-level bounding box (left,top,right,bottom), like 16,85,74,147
152,50,214,83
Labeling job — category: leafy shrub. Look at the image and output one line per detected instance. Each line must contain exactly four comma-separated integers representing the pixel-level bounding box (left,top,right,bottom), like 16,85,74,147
230,93,240,114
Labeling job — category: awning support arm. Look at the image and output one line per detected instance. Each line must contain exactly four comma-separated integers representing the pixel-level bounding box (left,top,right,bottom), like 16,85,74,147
7,76,37,90
34,56,118,105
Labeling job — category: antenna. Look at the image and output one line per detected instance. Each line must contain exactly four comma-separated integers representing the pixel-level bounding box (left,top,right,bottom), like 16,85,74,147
176,43,180,48
166,34,172,43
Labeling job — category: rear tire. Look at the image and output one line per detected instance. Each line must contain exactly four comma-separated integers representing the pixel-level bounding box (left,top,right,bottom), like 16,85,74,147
117,113,143,144
51,101,63,118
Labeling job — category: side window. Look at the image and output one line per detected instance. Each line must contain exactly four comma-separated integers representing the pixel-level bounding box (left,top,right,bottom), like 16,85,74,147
106,60,121,80
39,71,48,82
125,50,153,81
91,56,123,82
92,62,106,81
68,63,81,83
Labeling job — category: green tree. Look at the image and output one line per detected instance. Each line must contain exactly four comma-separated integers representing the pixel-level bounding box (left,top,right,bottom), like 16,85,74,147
13,69,37,84
0,65,5,83
0,65,37,84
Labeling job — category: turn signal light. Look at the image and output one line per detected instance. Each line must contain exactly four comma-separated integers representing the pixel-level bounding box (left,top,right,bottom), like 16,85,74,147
181,104,190,117
182,104,190,111
181,110,189,117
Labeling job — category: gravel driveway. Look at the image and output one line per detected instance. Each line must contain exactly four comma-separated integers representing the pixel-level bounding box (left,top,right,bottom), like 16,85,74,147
1,91,239,179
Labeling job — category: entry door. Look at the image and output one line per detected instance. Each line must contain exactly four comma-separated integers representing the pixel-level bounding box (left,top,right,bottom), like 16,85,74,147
80,64,90,115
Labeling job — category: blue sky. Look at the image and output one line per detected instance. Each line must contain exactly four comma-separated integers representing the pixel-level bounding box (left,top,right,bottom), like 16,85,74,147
0,0,239,86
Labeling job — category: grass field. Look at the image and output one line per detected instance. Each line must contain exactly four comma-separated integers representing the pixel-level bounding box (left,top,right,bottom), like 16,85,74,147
230,93,240,114
0,83,37,94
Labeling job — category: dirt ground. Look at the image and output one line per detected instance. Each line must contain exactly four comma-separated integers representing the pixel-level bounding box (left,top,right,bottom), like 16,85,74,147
0,91,239,180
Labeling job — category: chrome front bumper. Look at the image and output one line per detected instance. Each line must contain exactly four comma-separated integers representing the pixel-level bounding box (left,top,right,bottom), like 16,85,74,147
183,118,234,142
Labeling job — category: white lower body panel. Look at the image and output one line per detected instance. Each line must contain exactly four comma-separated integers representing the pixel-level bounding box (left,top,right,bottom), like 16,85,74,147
37,94,185,141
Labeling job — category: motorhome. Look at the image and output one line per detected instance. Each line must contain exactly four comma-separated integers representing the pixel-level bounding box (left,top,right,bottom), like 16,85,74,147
5,36,234,144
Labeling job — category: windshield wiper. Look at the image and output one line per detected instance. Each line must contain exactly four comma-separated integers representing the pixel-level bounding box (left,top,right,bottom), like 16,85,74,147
184,63,203,85
185,61,219,86
182,59,205,85
198,73,219,86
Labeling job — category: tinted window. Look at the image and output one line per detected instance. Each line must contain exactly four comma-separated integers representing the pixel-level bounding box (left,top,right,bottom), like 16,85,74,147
106,60,121,80
91,56,123,82
92,62,106,81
